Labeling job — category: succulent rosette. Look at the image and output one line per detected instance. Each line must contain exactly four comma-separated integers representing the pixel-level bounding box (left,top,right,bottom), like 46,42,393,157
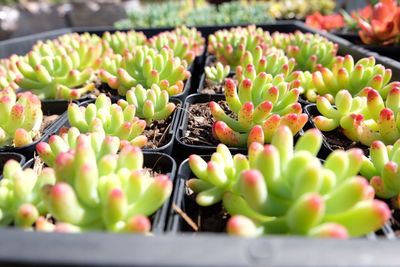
188,126,390,238
210,74,307,146
67,94,147,147
0,160,55,228
357,0,400,45
35,139,172,233
312,89,367,141
205,62,230,85
118,84,176,123
102,30,147,55
235,45,295,83
0,89,43,147
207,25,271,67
15,50,95,100
99,46,190,96
312,55,398,101
351,88,400,146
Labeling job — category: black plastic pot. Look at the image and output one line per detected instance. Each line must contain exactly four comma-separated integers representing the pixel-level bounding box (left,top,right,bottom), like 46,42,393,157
19,152,176,234
167,156,213,233
142,151,177,233
49,98,181,155
0,152,25,179
304,104,369,158
174,93,248,162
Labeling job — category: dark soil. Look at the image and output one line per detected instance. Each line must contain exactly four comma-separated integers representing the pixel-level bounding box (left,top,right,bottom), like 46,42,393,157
181,183,229,232
143,110,175,149
298,95,312,107
39,115,59,135
321,127,369,155
180,101,234,146
199,74,236,95
199,78,225,94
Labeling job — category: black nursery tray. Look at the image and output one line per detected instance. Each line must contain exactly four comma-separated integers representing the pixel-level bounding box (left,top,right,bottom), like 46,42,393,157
2,20,400,267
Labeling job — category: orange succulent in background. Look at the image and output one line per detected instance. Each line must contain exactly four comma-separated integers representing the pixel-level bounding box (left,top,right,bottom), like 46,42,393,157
358,0,400,45
306,12,345,31
351,4,373,21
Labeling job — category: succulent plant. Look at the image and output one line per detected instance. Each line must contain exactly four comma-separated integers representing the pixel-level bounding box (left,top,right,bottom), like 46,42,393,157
36,137,173,233
312,55,398,100
0,160,55,229
357,0,400,45
360,140,400,205
205,62,230,85
36,127,120,168
305,11,345,31
189,126,391,238
207,25,270,67
99,46,190,96
312,90,366,141
67,94,147,147
0,56,20,90
284,31,338,72
32,35,105,71
285,70,315,101
148,26,205,65
102,30,147,55
351,87,400,146
210,75,307,146
15,50,95,100
117,84,176,123
235,46,295,82
171,25,205,57
0,89,43,148
41,142,171,233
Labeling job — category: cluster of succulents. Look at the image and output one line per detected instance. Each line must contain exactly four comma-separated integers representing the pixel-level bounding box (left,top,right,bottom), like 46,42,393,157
205,63,230,85
0,26,203,101
357,0,400,45
210,75,307,147
188,126,390,238
207,25,271,68
148,26,205,65
2,21,400,243
0,89,43,148
98,46,191,96
115,0,335,29
118,85,176,124
2,134,172,233
235,47,295,82
67,94,148,148
271,31,338,72
361,139,400,206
